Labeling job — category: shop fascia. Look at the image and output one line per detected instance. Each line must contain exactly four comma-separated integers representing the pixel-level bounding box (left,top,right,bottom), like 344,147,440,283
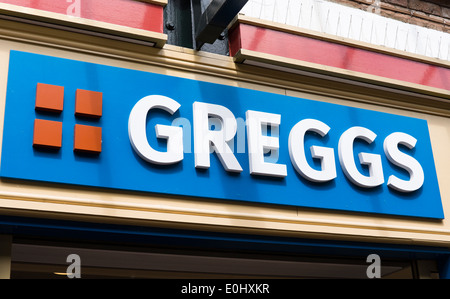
129,95,423,193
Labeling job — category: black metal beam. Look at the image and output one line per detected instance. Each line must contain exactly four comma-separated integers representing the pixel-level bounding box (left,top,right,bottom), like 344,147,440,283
193,0,248,49
164,0,194,48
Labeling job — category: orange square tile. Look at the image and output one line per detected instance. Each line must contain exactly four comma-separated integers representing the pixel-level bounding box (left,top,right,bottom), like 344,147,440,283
33,119,62,149
35,83,64,113
74,124,102,154
75,89,102,118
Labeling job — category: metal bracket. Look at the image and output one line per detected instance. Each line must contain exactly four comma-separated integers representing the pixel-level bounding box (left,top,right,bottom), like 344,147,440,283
193,0,248,49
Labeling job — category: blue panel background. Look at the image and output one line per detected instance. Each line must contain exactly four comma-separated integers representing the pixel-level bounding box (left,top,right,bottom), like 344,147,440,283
0,51,444,219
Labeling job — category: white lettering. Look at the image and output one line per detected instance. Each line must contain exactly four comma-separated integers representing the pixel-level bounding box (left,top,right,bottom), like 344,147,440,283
338,126,384,188
289,119,336,182
384,132,424,192
128,95,183,165
193,102,242,172
225,284,270,294
128,97,426,194
181,283,215,296
246,110,287,177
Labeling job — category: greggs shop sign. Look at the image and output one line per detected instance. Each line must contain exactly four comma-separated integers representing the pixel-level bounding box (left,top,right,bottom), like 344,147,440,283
0,51,444,219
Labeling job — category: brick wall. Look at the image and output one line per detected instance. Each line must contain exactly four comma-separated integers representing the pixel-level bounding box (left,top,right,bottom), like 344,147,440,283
327,0,450,33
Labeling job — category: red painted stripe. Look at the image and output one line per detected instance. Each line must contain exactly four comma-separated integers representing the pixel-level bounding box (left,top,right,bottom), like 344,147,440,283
0,0,164,33
230,23,450,91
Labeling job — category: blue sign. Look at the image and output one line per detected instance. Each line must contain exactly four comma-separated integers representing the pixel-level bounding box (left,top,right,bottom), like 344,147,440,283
0,51,444,219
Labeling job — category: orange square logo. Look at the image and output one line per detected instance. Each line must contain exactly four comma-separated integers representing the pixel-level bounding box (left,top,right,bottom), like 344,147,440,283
75,89,102,118
74,124,102,154
33,119,63,149
35,83,64,113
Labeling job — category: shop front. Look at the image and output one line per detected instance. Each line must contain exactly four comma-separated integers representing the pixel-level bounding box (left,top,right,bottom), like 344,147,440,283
0,0,449,281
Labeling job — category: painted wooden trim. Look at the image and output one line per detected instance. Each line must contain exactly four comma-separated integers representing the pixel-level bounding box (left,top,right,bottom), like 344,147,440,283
234,48,450,99
0,2,167,47
0,0,165,32
2,189,450,246
233,15,450,69
238,1,450,63
136,0,168,6
229,15,450,97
